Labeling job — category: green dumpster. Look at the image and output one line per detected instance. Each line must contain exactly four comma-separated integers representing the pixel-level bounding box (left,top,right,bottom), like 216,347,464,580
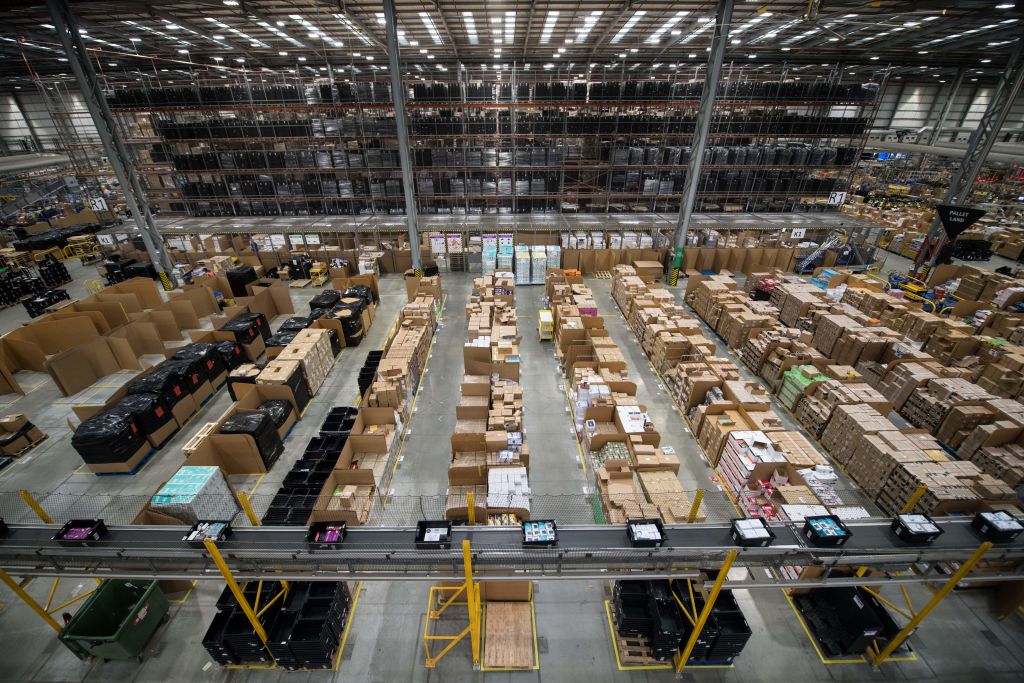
58,580,169,661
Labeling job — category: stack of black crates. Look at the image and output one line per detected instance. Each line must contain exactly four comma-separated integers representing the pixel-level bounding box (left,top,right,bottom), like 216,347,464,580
357,351,383,399
613,578,752,664
267,582,352,670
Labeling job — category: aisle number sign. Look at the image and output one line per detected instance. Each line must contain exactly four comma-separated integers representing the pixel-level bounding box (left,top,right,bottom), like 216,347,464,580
791,228,806,239
828,191,847,205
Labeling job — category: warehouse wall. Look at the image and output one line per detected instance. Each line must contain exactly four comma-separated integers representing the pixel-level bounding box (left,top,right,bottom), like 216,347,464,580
871,80,1024,143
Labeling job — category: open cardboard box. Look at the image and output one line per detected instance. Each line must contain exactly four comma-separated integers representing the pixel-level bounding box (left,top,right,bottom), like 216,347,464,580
83,439,152,474
351,406,402,438
194,326,266,362
331,273,380,302
185,432,267,475
69,383,178,449
1,315,104,374
308,471,375,525
334,434,391,487
217,382,299,441
45,336,143,397
243,278,295,318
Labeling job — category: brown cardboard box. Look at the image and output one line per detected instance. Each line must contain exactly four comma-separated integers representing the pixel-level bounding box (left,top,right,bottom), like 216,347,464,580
0,415,45,456
223,383,300,440
84,441,151,474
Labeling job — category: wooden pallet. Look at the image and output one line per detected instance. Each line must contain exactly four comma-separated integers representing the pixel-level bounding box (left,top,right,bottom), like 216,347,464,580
483,601,533,669
182,422,217,457
608,605,667,666
9,433,47,458
592,270,612,279
289,279,312,288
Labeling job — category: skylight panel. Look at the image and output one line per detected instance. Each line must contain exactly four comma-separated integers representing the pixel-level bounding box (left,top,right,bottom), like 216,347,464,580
611,11,645,44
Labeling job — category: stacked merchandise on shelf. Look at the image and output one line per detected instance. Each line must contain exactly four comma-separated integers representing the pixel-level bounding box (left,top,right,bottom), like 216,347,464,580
362,293,438,424
547,269,702,524
530,246,546,285
482,234,498,274
514,245,531,285
497,244,514,271
546,244,561,270
150,466,240,523
450,273,530,524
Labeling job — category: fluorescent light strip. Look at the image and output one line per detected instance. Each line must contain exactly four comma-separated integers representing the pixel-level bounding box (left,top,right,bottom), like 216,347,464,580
749,18,801,45
679,17,715,44
504,11,515,45
539,11,558,44
464,12,479,44
611,11,645,44
0,36,60,53
730,12,771,38
255,20,305,48
205,18,270,48
646,11,689,44
419,12,443,45
575,11,602,45
170,20,233,50
123,21,193,47
336,14,374,46
783,28,821,45
286,15,343,48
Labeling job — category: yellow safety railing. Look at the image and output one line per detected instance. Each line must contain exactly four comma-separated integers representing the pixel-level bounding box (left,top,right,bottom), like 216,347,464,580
422,540,481,668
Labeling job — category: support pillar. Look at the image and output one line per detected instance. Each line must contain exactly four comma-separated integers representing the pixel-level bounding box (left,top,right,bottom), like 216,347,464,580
928,67,966,146
11,92,43,152
45,0,177,289
383,0,422,274
667,0,734,285
915,38,1024,274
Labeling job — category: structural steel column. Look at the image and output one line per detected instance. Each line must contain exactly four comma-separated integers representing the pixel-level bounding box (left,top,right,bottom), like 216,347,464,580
45,0,178,289
916,38,1024,273
383,0,422,273
667,0,734,285
927,67,966,146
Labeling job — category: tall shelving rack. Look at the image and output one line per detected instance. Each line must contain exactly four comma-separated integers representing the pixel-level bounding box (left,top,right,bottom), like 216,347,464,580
97,65,883,221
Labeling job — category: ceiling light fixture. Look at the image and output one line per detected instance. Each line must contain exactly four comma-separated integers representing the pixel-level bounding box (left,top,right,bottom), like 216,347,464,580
646,11,689,44
539,10,558,44
575,11,602,45
611,11,645,44
463,12,479,45
419,11,443,45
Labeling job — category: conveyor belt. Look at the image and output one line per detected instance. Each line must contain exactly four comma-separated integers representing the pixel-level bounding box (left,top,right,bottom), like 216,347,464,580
2,518,1022,582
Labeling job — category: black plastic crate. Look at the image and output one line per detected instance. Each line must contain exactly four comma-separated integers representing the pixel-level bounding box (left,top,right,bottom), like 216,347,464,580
627,519,665,547
972,511,1024,543
307,521,347,549
802,515,851,547
415,520,452,549
53,519,107,546
891,514,943,545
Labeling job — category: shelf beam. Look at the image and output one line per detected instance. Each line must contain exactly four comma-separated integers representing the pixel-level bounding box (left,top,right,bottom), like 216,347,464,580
383,0,421,273
667,0,734,285
45,0,178,290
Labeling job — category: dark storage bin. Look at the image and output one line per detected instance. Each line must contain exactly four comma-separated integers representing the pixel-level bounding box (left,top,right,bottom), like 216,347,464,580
972,511,1024,543
627,519,665,547
57,579,169,661
522,519,557,546
184,520,232,547
891,514,943,544
415,520,452,549
307,521,347,549
730,517,775,547
54,519,107,546
803,515,851,547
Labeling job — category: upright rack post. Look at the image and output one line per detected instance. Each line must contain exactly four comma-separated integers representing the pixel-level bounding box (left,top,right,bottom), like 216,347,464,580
44,0,178,290
666,0,735,286
383,0,422,275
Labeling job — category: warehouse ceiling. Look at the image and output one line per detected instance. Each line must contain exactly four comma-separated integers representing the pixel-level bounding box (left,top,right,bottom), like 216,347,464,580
0,1,1019,87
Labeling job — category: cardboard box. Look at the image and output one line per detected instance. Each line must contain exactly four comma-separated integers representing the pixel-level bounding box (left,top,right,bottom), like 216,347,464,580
0,415,45,456
222,383,300,440
84,441,151,474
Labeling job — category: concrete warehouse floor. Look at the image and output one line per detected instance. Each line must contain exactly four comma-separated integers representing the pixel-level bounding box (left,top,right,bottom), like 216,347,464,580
0,260,1022,682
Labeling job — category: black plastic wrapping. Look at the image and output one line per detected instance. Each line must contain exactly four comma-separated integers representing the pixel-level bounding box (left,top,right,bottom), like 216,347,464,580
222,312,271,343
279,316,312,333
308,308,329,322
323,328,342,357
331,308,364,346
219,411,284,467
309,290,341,311
215,340,245,370
71,408,146,463
162,358,206,393
266,331,299,349
112,392,174,436
257,400,293,428
226,266,258,298
173,343,227,382
340,291,369,312
125,366,187,406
